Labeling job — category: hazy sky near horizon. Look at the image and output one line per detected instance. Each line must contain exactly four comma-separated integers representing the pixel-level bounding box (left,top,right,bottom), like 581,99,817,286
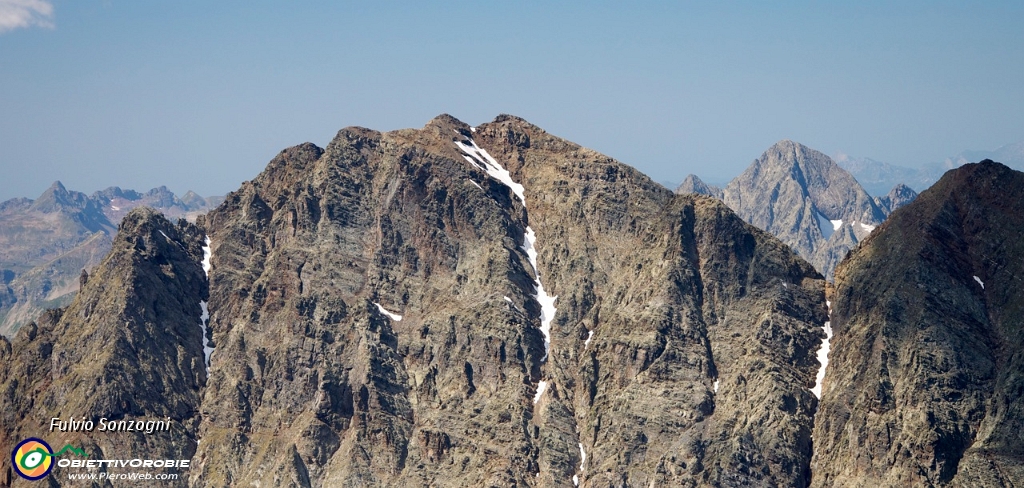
1,1,1022,200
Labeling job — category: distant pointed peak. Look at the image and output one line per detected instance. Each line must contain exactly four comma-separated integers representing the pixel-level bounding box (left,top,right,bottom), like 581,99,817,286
676,174,723,198
49,180,67,193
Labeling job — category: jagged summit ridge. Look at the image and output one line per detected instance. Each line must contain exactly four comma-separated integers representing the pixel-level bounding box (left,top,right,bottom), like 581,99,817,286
186,114,828,485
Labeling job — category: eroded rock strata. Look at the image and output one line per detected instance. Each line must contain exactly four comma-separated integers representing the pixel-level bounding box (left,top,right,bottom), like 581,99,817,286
3,115,831,486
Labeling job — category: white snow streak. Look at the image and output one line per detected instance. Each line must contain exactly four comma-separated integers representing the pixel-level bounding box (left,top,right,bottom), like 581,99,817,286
859,222,876,232
469,180,483,191
573,442,587,486
374,302,403,321
523,226,557,361
455,137,526,203
455,135,558,488
504,296,513,303
713,379,720,393
201,236,212,277
534,380,548,403
830,219,843,231
199,301,213,372
454,136,557,362
199,236,214,374
811,300,833,399
974,276,985,289
584,330,594,350
110,205,120,211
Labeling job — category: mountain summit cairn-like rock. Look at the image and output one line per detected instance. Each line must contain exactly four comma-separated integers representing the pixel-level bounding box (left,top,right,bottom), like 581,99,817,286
812,160,1024,487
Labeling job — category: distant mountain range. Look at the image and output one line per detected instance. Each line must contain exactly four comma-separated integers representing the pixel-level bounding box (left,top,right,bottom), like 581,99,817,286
0,182,221,336
834,141,1024,196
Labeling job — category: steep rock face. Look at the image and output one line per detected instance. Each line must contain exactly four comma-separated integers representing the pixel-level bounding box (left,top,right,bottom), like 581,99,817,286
190,115,827,486
0,208,208,487
722,140,887,279
812,161,1024,487
675,174,723,199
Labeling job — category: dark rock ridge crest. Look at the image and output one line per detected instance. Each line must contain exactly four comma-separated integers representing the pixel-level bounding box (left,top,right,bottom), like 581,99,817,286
2,114,828,486
813,160,1024,486
0,182,220,337
0,208,208,487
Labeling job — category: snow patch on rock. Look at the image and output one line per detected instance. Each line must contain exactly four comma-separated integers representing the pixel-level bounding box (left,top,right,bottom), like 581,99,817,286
374,302,403,321
534,380,548,404
811,300,833,399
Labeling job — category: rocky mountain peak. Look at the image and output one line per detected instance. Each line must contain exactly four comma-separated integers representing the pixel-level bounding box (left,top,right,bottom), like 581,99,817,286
0,206,207,486
26,113,820,486
721,140,886,279
874,182,918,213
813,159,1024,486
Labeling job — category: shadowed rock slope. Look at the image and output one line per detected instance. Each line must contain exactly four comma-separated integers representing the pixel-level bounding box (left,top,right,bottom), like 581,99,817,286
812,160,1024,487
183,114,826,486
0,208,208,487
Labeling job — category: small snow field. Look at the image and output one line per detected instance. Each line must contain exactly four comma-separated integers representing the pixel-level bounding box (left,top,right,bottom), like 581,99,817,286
534,381,548,404
811,300,833,399
374,302,403,321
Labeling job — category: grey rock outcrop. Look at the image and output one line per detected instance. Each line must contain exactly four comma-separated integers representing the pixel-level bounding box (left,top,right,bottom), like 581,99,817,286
722,140,887,280
675,174,723,199
812,160,1024,487
874,183,918,214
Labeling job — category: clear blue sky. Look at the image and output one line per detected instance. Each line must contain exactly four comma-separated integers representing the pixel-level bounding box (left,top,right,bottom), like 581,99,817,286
1,1,1022,200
